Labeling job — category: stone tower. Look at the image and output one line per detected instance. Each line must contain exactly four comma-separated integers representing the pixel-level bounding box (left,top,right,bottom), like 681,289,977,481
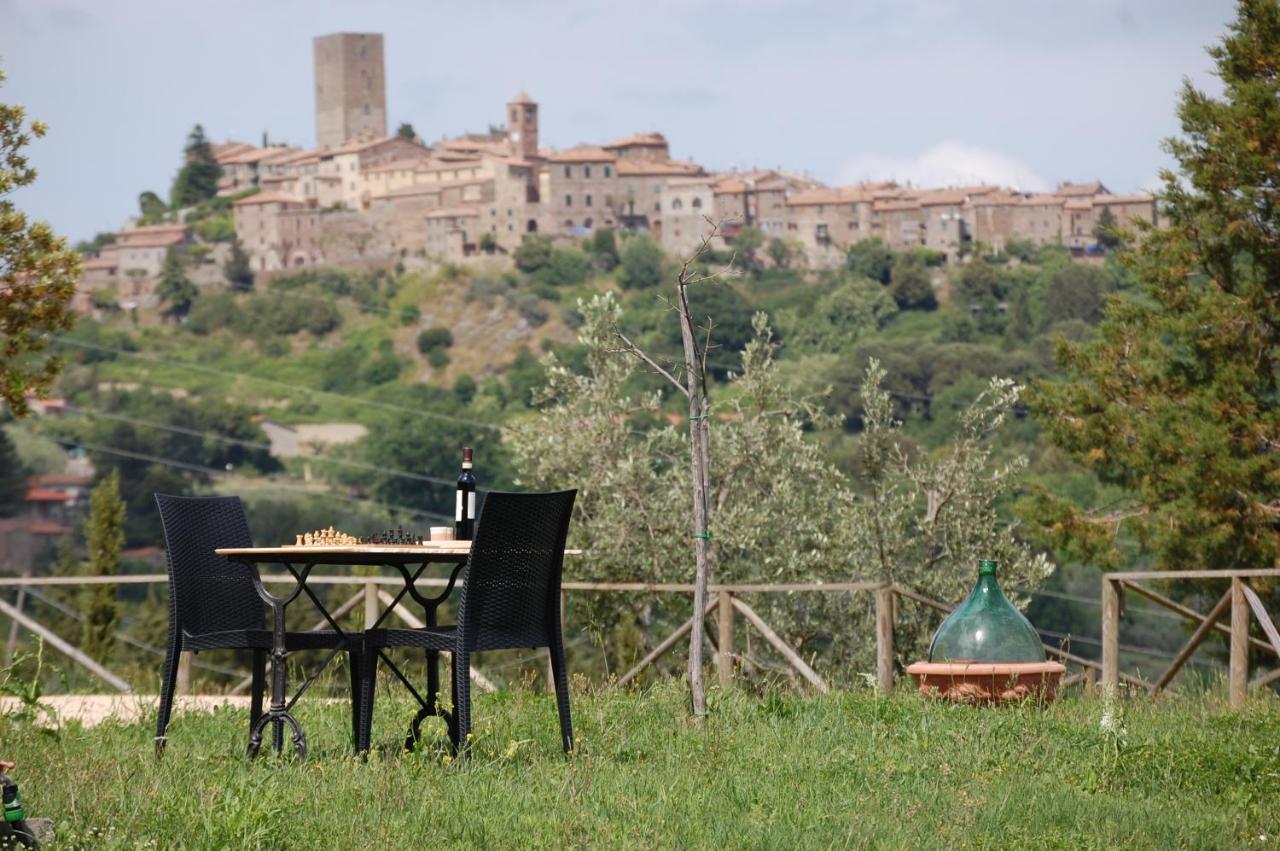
314,33,387,149
507,92,539,160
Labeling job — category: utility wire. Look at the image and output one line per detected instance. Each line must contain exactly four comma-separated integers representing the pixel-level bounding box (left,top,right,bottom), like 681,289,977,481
1036,627,1225,669
55,438,453,522
61,403,489,493
53,337,507,433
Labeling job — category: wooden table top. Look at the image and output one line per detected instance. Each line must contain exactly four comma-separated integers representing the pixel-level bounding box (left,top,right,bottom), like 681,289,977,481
216,543,581,565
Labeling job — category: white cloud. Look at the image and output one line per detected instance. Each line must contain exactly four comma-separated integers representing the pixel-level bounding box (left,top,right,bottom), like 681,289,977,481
837,141,1050,191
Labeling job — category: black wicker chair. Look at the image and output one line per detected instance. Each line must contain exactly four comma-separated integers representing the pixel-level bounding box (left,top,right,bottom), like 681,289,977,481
154,494,364,754
359,489,576,756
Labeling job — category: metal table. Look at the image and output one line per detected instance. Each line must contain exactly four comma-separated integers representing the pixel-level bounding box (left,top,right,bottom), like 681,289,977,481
215,543,472,759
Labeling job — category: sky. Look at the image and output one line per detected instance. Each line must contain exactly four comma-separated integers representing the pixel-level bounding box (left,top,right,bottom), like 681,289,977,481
1,0,1235,242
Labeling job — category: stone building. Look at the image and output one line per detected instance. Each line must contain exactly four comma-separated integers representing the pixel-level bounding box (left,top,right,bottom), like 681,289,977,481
314,33,387,149
543,146,620,234
233,192,308,271
1011,195,1067,247
919,186,998,260
660,175,718,258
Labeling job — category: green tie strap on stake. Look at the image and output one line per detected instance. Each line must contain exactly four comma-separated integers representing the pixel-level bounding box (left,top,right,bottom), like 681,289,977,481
693,531,712,541
688,413,708,422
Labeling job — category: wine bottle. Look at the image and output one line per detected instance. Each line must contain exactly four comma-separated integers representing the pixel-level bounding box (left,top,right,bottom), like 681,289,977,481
455,447,477,541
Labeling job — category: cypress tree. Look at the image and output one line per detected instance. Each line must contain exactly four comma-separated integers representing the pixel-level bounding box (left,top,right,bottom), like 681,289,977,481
170,124,221,208
80,470,124,663
0,429,28,517
1029,0,1280,571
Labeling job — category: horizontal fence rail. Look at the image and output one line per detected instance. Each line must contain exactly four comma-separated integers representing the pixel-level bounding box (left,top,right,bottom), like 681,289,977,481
1101,569,1280,707
9,571,1274,703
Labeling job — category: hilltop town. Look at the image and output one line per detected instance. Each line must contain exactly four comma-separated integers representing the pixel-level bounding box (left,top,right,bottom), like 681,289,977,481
75,31,1155,309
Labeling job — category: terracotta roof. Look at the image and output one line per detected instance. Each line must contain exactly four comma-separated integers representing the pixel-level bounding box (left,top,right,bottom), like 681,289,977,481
213,142,256,163
615,159,703,177
1093,194,1155,205
115,224,189,248
272,149,321,167
1063,199,1093,211
26,487,74,502
786,185,881,207
81,255,118,270
417,157,484,173
508,91,536,105
220,145,299,166
1055,180,1107,197
546,145,617,163
1018,194,1067,207
874,199,923,213
364,156,434,174
918,186,998,206
425,206,480,219
967,191,1028,207
604,132,668,150
374,183,444,201
435,138,511,157
330,135,428,157
232,191,306,207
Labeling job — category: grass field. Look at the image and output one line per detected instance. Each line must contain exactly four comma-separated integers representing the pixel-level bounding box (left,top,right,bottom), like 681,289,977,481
2,682,1277,849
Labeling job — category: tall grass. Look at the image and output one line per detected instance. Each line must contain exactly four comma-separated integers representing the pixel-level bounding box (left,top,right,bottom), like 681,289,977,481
2,682,1276,849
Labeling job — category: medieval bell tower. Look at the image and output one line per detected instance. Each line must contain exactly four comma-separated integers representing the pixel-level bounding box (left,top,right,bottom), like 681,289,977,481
507,92,539,160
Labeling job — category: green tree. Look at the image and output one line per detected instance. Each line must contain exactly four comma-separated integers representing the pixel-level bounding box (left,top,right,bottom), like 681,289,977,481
1042,263,1107,327
0,66,80,415
224,237,254,291
733,225,764,269
75,231,116,255
618,234,664,289
169,124,222,208
1093,206,1121,250
889,252,937,310
156,248,197,320
81,470,124,663
790,275,897,353
138,190,168,222
1004,285,1033,348
766,237,791,269
846,238,893,284
417,326,454,354
1029,0,1280,572
514,236,553,273
396,122,416,141
0,428,28,516
588,227,619,272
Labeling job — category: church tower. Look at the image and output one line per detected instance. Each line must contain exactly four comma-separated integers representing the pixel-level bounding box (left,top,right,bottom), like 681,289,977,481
507,92,539,160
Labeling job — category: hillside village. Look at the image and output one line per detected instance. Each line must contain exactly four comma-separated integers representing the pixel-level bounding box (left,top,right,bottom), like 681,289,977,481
74,32,1155,310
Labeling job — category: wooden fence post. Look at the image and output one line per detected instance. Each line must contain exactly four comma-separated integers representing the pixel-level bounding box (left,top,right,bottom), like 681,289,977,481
177,651,193,695
4,585,25,666
1101,577,1121,698
364,580,380,630
1230,577,1248,708
875,586,894,692
717,591,734,689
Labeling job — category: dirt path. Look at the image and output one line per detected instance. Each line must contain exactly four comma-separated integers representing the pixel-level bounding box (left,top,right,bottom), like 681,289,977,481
0,694,252,728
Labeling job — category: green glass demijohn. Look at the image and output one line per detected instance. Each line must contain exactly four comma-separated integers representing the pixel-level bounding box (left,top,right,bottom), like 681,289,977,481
927,560,1045,663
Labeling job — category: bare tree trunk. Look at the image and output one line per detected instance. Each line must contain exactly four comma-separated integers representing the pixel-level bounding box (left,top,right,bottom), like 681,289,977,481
677,278,713,717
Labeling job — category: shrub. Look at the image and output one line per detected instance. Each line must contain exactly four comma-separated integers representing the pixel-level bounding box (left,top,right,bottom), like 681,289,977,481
508,291,549,326
619,234,664,289
399,305,420,325
514,236,553,272
186,292,242,335
534,247,590,287
426,348,450,368
417,327,454,354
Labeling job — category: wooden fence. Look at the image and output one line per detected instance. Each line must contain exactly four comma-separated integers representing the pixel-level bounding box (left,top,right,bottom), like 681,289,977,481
0,573,1111,697
1100,569,1280,707
6,571,1276,702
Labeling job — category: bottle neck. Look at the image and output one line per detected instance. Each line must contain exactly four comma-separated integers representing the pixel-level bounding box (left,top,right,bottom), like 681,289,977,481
461,463,472,470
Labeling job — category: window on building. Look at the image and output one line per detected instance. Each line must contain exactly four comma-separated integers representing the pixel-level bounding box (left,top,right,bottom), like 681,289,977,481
511,108,518,123
565,194,572,207
565,220,574,228
564,165,571,178
491,209,496,216
604,166,612,177
672,198,683,210
585,194,592,207
584,218,593,229
584,165,592,178
691,198,702,209
363,104,370,115
525,107,535,121
654,202,660,212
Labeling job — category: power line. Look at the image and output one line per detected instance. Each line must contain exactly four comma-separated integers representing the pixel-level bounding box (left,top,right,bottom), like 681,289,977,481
1036,627,1225,669
53,337,507,433
55,438,452,522
61,403,489,494
1023,587,1187,623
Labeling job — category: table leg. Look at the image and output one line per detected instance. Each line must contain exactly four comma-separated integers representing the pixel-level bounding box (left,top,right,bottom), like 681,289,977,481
247,565,309,760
